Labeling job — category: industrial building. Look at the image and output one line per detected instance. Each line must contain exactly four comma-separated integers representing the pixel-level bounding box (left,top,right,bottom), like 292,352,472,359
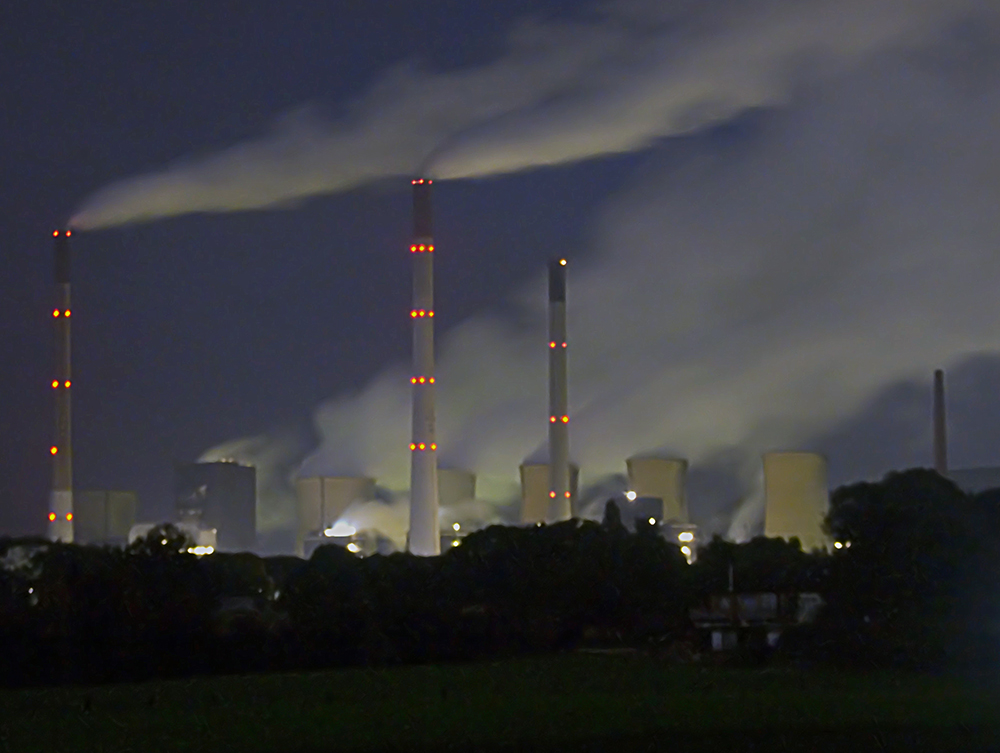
763,452,830,552
294,475,375,557
174,461,256,552
73,490,136,546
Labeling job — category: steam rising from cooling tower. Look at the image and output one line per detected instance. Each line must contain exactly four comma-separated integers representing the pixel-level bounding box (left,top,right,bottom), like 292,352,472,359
161,1,1000,543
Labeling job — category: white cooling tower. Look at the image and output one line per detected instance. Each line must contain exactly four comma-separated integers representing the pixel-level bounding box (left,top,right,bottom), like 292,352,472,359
763,452,830,552
295,476,375,556
520,463,580,524
626,457,688,524
438,468,476,509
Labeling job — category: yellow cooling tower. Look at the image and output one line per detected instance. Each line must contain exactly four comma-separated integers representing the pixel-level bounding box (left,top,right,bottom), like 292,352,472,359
520,463,580,524
763,452,830,552
626,457,688,524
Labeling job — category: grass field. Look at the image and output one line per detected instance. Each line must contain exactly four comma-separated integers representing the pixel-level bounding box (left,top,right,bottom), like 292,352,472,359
0,653,997,752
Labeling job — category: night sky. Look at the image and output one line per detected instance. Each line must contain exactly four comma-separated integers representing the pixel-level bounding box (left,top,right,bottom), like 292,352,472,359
5,0,1000,545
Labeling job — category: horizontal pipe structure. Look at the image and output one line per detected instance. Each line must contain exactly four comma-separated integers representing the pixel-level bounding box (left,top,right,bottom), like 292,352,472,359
49,230,74,542
408,178,439,555
547,258,571,521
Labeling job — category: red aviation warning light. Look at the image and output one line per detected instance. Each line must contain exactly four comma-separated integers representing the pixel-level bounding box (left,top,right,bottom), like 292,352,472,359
64,310,71,317
550,416,557,423
430,443,437,451
52,309,60,318
51,380,59,389
561,415,569,423
49,446,58,455
564,491,571,498
64,381,71,388
410,443,417,450
549,491,556,498
66,513,73,521
48,512,56,522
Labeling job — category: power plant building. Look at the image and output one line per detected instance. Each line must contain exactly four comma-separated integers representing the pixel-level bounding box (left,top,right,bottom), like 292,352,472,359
626,457,688,524
763,452,830,552
174,461,256,552
73,490,137,545
294,475,375,557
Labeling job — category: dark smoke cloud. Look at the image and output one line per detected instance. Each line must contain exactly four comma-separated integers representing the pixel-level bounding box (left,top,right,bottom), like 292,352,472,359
70,0,964,229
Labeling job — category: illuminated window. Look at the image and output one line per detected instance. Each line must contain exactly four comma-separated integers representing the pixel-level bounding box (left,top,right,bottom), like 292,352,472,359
48,512,56,522
49,446,58,455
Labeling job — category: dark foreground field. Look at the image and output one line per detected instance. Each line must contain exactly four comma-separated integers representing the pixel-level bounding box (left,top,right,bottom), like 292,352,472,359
0,653,997,752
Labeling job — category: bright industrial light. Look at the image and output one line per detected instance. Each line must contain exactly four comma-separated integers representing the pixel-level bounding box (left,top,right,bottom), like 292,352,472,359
187,546,214,555
327,521,356,537
624,490,637,501
681,545,692,556
678,532,694,543
452,522,460,531
648,517,656,525
834,541,843,549
559,259,567,266
346,542,361,554
451,539,460,547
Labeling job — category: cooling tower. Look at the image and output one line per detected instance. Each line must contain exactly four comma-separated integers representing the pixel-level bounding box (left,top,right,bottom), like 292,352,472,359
437,468,476,509
520,462,580,524
547,258,571,521
295,475,375,556
48,229,74,542
763,452,830,551
933,369,948,475
408,178,440,556
626,457,688,524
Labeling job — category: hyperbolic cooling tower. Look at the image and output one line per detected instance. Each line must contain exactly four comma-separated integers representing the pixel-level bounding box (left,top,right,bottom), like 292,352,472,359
763,452,829,551
48,229,74,542
408,178,440,555
295,475,376,555
520,462,579,524
933,369,948,475
547,258,571,521
626,457,688,523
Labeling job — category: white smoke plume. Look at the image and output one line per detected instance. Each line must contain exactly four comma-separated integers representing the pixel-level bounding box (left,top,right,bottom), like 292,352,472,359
94,0,1000,543
70,0,965,229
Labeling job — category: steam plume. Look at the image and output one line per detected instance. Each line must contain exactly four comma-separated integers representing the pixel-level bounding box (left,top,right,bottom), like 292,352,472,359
71,0,963,229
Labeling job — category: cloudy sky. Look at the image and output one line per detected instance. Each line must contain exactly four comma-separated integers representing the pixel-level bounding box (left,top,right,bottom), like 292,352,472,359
4,0,1000,546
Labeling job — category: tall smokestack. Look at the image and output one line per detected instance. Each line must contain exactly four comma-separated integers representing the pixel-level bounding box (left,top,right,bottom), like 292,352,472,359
933,369,948,476
547,258,571,521
49,229,74,542
407,178,439,555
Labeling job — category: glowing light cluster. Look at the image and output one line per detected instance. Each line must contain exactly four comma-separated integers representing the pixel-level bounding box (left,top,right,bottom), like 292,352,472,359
678,531,695,543
409,244,435,253
409,443,438,451
52,310,71,318
52,230,72,238
410,376,435,384
51,380,71,388
410,178,433,185
410,309,434,318
550,415,569,423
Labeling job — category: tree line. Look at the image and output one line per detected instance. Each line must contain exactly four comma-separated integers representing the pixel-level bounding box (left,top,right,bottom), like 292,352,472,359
0,468,996,687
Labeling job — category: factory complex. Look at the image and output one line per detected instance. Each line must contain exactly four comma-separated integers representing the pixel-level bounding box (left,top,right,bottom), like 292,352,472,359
41,182,971,558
